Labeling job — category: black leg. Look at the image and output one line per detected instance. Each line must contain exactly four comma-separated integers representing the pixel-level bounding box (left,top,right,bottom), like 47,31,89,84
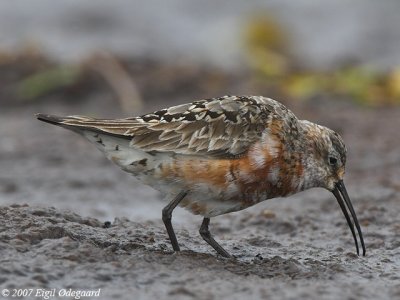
199,218,231,258
162,190,188,252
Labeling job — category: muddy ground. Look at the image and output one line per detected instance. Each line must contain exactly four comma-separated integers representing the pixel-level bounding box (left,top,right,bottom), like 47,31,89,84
1,60,400,299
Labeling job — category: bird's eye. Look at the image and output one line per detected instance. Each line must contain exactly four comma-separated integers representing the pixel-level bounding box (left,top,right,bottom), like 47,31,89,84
329,156,338,166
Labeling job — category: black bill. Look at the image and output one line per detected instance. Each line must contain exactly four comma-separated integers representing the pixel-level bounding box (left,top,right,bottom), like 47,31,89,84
332,180,366,256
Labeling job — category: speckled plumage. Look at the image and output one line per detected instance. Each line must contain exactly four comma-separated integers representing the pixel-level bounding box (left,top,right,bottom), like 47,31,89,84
37,95,365,258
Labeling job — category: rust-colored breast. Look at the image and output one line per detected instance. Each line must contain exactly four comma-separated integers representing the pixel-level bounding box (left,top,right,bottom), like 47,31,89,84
160,132,303,209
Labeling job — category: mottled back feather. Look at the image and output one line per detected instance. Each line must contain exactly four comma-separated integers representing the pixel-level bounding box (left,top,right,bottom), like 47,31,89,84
39,95,293,158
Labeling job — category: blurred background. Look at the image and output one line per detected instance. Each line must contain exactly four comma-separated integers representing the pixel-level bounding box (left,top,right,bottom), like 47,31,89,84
2,0,400,109
1,1,400,298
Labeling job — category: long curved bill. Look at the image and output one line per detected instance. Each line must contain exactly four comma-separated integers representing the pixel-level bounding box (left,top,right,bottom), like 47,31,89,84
332,180,366,256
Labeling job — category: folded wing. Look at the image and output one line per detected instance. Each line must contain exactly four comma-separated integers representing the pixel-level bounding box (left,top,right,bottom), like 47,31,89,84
37,96,278,158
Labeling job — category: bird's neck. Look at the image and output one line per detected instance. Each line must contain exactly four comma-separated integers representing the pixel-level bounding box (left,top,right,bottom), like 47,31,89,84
296,120,327,191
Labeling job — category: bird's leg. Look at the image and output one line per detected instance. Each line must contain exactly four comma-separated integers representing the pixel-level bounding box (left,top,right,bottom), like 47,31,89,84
162,190,188,251
199,217,231,258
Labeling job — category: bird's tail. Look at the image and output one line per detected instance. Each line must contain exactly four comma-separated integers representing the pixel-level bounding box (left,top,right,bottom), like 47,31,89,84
36,113,136,140
36,113,66,127
36,113,98,136
36,113,153,168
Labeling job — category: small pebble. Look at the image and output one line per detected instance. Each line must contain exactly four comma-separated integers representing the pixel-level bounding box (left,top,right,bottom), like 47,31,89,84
103,221,112,228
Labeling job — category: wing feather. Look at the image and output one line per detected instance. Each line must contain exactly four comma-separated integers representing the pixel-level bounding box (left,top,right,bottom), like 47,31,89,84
41,96,290,158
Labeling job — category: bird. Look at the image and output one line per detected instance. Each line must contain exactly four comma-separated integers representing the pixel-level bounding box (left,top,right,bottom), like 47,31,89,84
36,95,366,258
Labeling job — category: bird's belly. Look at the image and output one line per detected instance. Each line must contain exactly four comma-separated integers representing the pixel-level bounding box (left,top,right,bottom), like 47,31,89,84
181,197,244,217
102,148,260,216
89,134,293,217
153,155,272,217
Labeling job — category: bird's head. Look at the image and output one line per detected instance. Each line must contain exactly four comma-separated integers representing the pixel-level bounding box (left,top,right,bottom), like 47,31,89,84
299,120,366,256
299,121,347,190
